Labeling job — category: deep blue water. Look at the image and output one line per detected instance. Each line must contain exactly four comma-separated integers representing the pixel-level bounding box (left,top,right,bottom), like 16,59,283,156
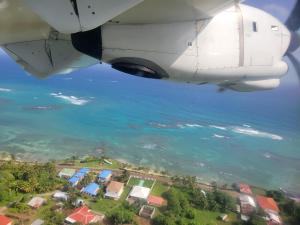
0,54,300,192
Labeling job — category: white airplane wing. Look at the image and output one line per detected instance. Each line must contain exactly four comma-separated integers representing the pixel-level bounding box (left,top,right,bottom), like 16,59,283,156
0,0,237,78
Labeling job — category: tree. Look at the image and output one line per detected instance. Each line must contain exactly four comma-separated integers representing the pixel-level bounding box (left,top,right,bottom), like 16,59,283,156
247,215,267,225
108,207,134,225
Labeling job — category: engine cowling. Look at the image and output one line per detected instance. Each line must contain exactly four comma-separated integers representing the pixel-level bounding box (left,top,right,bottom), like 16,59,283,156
100,4,290,91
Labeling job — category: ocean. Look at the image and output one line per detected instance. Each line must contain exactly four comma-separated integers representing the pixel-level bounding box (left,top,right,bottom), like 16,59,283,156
0,54,300,192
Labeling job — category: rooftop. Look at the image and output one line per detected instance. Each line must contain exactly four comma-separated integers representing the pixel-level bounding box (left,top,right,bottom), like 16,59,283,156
0,215,12,225
82,183,100,196
256,196,279,212
65,206,101,225
28,197,45,209
106,181,124,193
147,195,165,206
78,168,90,174
239,183,252,195
98,170,112,179
58,168,76,177
69,176,81,185
129,186,151,200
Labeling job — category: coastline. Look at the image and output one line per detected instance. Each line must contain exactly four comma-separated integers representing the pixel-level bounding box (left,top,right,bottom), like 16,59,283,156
0,150,267,196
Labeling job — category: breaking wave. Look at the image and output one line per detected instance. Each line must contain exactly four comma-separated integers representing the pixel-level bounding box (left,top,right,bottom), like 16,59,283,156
0,88,12,92
231,126,283,140
50,93,90,106
209,125,227,130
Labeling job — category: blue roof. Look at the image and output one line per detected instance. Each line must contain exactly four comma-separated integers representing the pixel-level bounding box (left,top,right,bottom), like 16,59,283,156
82,183,100,196
69,176,80,185
78,168,90,174
73,172,85,179
98,170,112,179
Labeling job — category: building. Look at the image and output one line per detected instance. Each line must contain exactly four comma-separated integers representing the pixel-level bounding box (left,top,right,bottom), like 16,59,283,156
128,186,151,201
139,205,156,219
98,170,112,183
82,183,100,197
78,168,90,175
239,183,252,195
28,197,46,209
69,176,81,187
31,219,44,225
239,195,256,221
65,206,104,224
58,168,76,178
105,181,124,200
256,196,281,224
0,215,12,225
256,196,279,213
147,195,165,207
53,191,68,201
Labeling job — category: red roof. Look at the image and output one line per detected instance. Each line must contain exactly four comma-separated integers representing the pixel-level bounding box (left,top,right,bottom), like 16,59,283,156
239,183,252,194
147,195,165,206
256,196,279,212
0,215,12,225
66,206,99,225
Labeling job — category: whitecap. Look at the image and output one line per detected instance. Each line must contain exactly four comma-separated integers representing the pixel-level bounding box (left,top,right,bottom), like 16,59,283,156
231,126,283,141
243,124,251,128
263,152,272,159
142,144,158,150
185,123,203,128
209,125,227,130
213,134,225,139
0,88,12,92
50,92,89,106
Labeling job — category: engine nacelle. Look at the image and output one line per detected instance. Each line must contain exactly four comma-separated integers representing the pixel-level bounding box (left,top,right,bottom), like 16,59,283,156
101,4,290,91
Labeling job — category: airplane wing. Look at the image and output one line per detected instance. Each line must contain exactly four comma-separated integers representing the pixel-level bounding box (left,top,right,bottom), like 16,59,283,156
0,0,237,78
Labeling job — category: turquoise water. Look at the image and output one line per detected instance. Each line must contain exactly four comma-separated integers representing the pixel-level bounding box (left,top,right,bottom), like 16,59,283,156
0,55,300,192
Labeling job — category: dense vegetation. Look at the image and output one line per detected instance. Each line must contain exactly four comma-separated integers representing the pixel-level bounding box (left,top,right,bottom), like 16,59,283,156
0,161,65,209
153,176,236,225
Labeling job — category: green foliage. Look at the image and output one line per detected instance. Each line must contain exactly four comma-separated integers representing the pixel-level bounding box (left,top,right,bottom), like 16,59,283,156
0,162,65,195
266,190,285,202
107,206,134,225
43,210,65,225
79,172,94,187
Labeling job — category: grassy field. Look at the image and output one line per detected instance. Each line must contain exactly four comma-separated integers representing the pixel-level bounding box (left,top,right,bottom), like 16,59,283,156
193,210,238,225
74,158,122,170
127,177,155,188
89,186,131,214
150,182,169,196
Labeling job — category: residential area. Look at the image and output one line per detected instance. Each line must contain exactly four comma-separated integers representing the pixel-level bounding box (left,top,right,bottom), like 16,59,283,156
0,157,299,225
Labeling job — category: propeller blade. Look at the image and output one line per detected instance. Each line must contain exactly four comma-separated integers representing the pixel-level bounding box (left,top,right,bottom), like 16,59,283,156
287,53,300,81
287,32,300,53
285,0,300,32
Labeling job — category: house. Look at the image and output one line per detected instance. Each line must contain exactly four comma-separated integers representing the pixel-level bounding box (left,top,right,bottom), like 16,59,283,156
128,186,151,201
58,168,76,178
65,206,104,225
256,196,279,213
98,170,112,183
69,176,81,187
78,168,90,175
53,191,68,201
139,205,155,219
82,183,100,197
31,219,44,225
0,215,12,225
239,183,252,195
239,195,256,220
147,195,165,207
28,197,46,209
105,181,124,200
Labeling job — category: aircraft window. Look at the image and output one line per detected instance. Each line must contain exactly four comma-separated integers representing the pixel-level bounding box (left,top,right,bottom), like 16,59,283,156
271,25,279,31
252,22,257,32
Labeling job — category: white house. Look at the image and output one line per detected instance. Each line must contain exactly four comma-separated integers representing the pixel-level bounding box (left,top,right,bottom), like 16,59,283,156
128,186,151,201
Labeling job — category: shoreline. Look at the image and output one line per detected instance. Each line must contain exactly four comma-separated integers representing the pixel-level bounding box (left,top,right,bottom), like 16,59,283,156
0,151,268,196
